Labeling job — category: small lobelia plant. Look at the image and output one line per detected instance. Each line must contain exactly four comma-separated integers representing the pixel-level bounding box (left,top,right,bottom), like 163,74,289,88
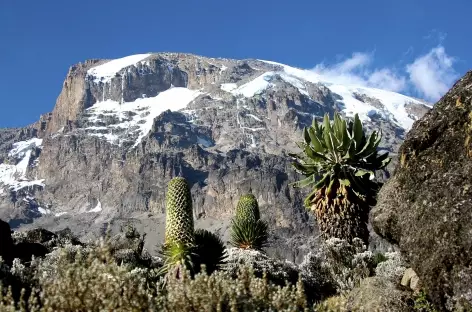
159,177,226,278
229,194,269,251
289,112,390,244
159,177,197,278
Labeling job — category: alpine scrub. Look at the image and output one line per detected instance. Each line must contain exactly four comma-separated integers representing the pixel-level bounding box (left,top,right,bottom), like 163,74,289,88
229,194,269,251
289,112,391,244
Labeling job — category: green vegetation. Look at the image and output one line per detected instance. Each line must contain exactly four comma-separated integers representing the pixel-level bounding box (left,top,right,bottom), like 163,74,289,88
0,108,436,311
193,228,226,275
413,290,439,312
229,194,269,251
159,177,226,277
289,112,390,243
164,177,195,247
235,194,261,223
0,242,310,312
0,226,421,311
159,177,197,276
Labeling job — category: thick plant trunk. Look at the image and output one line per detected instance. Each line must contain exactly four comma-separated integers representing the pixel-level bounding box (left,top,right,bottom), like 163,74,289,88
310,185,370,244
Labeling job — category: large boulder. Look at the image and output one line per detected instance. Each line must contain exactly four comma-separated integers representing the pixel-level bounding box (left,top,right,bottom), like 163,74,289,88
0,219,14,263
346,277,415,312
12,242,49,263
371,71,472,311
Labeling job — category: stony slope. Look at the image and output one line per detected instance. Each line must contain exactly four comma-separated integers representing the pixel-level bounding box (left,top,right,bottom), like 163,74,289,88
0,52,431,261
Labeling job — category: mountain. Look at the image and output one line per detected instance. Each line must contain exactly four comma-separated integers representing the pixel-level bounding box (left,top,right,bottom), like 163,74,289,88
0,52,431,261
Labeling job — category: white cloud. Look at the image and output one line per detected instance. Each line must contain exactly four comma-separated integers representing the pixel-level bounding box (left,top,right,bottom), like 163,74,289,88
367,68,407,92
406,46,458,101
312,52,406,92
309,45,459,102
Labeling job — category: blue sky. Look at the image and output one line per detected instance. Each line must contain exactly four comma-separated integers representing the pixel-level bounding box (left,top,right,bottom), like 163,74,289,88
0,0,469,128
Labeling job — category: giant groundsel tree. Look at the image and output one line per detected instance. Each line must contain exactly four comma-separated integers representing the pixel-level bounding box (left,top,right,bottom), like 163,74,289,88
289,112,391,243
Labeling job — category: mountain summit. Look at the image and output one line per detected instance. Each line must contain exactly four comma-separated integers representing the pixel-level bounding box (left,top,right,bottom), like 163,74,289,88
0,52,431,260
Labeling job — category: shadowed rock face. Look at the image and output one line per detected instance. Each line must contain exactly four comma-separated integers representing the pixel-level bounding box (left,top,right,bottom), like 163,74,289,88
0,219,14,263
371,71,472,311
0,53,431,262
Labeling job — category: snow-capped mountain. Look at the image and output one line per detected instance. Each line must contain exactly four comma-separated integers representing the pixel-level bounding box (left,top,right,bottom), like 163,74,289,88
0,52,431,261
55,53,429,150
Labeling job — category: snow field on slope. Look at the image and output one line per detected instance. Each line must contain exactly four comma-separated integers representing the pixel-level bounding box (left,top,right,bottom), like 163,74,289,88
9,138,43,159
222,72,310,98
87,54,152,83
258,59,425,130
87,200,102,213
231,72,275,97
85,87,202,147
0,138,45,195
220,83,238,92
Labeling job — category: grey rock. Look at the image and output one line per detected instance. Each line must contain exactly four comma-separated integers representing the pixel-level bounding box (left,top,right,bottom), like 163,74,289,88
371,70,472,311
12,242,48,263
401,268,421,293
346,277,415,312
0,219,14,263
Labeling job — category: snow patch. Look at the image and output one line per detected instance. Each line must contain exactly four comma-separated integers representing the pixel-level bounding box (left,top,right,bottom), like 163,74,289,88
196,136,213,148
278,73,310,96
246,114,262,122
0,139,45,195
55,212,68,217
226,72,310,98
232,72,274,97
328,85,378,124
355,87,421,129
38,207,52,215
250,134,257,148
240,127,265,132
88,201,102,213
220,83,238,92
9,138,42,159
85,87,202,147
87,54,151,83
258,59,424,130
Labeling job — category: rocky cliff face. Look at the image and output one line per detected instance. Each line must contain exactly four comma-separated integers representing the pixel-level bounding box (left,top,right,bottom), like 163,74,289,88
371,70,472,311
0,52,431,261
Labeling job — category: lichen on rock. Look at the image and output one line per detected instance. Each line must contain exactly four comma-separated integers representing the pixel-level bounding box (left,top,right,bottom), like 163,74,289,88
371,70,472,311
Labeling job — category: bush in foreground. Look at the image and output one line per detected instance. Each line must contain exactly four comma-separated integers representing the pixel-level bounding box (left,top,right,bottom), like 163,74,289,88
0,240,311,311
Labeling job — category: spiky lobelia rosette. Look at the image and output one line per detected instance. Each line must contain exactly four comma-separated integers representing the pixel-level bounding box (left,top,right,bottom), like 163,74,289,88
289,112,391,244
193,229,227,274
229,194,268,251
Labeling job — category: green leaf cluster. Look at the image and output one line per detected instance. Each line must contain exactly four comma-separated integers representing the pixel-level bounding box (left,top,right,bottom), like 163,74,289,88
289,112,391,205
160,177,227,278
229,194,269,251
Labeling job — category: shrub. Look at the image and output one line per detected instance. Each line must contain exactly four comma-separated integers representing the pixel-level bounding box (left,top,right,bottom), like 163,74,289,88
413,290,439,312
0,238,312,311
156,266,309,311
374,251,406,284
300,237,376,295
